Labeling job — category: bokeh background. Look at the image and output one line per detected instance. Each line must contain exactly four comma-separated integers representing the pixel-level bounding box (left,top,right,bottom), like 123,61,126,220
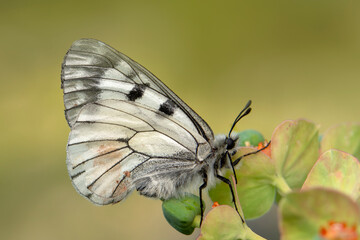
1,0,359,239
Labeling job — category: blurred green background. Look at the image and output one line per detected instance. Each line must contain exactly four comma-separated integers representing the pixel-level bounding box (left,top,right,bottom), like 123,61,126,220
1,0,359,239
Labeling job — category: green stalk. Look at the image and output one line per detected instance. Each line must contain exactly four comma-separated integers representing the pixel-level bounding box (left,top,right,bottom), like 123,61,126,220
272,175,291,195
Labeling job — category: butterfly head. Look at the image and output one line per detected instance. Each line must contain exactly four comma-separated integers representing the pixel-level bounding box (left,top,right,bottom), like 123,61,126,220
225,133,239,151
214,132,240,155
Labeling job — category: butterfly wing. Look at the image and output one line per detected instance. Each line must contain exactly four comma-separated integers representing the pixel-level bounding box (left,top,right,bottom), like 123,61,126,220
67,99,211,204
61,39,213,141
62,39,214,205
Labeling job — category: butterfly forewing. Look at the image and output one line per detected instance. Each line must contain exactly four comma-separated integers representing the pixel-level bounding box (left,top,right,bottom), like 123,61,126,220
61,39,213,142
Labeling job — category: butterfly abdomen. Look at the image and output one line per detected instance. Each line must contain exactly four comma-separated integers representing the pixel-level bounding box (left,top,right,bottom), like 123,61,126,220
131,158,212,200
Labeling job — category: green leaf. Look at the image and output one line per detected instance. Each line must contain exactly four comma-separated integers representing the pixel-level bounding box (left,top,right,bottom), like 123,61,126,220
271,119,319,189
320,122,360,159
197,205,245,240
208,178,233,207
209,148,276,219
302,149,360,200
162,194,202,235
279,188,360,240
197,205,266,240
237,130,265,147
210,120,319,220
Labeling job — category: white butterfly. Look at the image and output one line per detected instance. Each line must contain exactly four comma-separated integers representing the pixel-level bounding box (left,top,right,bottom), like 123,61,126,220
61,39,253,221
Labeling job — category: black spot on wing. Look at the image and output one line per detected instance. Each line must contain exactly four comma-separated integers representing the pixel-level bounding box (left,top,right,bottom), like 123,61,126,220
159,99,176,115
127,84,146,101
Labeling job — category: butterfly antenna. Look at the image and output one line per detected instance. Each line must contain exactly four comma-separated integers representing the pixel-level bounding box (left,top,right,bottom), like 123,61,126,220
226,100,252,185
233,140,271,166
228,100,252,137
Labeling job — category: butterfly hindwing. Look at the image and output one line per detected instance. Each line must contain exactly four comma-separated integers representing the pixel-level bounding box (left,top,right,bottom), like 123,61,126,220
66,99,212,204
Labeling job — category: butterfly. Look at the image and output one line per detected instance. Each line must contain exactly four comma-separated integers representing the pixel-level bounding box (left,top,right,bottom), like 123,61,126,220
61,39,257,224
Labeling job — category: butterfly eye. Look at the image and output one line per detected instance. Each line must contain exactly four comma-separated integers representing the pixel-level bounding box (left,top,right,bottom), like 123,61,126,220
225,137,235,150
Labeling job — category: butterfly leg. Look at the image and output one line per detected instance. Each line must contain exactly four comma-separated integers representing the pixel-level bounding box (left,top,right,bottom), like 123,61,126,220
199,171,207,226
227,151,238,184
215,174,245,223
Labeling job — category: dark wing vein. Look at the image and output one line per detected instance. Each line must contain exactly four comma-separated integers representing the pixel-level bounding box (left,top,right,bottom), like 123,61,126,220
95,100,202,146
65,101,89,112
71,49,115,68
71,170,85,179
110,156,150,197
72,146,129,169
76,120,147,133
69,48,144,85
68,139,128,146
93,102,154,130
95,44,144,85
86,151,133,189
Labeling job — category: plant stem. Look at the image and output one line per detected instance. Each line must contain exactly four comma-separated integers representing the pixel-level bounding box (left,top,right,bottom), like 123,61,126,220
232,176,268,240
231,175,245,225
192,215,201,228
272,175,291,195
